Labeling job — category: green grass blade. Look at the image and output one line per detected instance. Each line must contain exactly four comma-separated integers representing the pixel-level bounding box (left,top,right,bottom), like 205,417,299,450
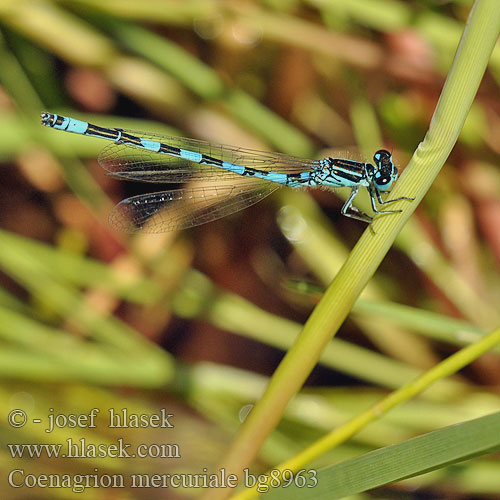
233,323,500,499
264,411,500,499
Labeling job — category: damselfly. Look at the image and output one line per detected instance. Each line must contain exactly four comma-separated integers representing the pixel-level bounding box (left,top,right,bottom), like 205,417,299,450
41,112,412,233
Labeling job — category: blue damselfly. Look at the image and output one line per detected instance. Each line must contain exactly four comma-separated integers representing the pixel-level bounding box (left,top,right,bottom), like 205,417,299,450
41,112,412,233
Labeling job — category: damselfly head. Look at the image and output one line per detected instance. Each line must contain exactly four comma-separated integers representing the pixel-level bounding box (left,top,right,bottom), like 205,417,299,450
372,149,397,191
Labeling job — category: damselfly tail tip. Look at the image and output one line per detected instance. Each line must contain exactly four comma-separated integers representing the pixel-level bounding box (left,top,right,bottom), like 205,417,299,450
40,112,55,127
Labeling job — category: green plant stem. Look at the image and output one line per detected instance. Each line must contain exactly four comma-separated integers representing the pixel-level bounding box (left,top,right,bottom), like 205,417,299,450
202,2,500,498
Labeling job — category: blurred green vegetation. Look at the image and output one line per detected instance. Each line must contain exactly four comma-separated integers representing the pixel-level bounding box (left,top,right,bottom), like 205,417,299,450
0,0,499,499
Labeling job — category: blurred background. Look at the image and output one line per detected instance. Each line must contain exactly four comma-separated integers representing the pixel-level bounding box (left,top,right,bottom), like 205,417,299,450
1,0,500,498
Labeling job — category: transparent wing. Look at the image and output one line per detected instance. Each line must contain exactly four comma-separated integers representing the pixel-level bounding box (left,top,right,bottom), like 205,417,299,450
98,130,320,183
109,179,281,233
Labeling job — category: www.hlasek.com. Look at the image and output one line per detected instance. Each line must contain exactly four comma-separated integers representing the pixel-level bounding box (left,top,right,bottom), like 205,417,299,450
8,468,318,493
8,438,180,459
